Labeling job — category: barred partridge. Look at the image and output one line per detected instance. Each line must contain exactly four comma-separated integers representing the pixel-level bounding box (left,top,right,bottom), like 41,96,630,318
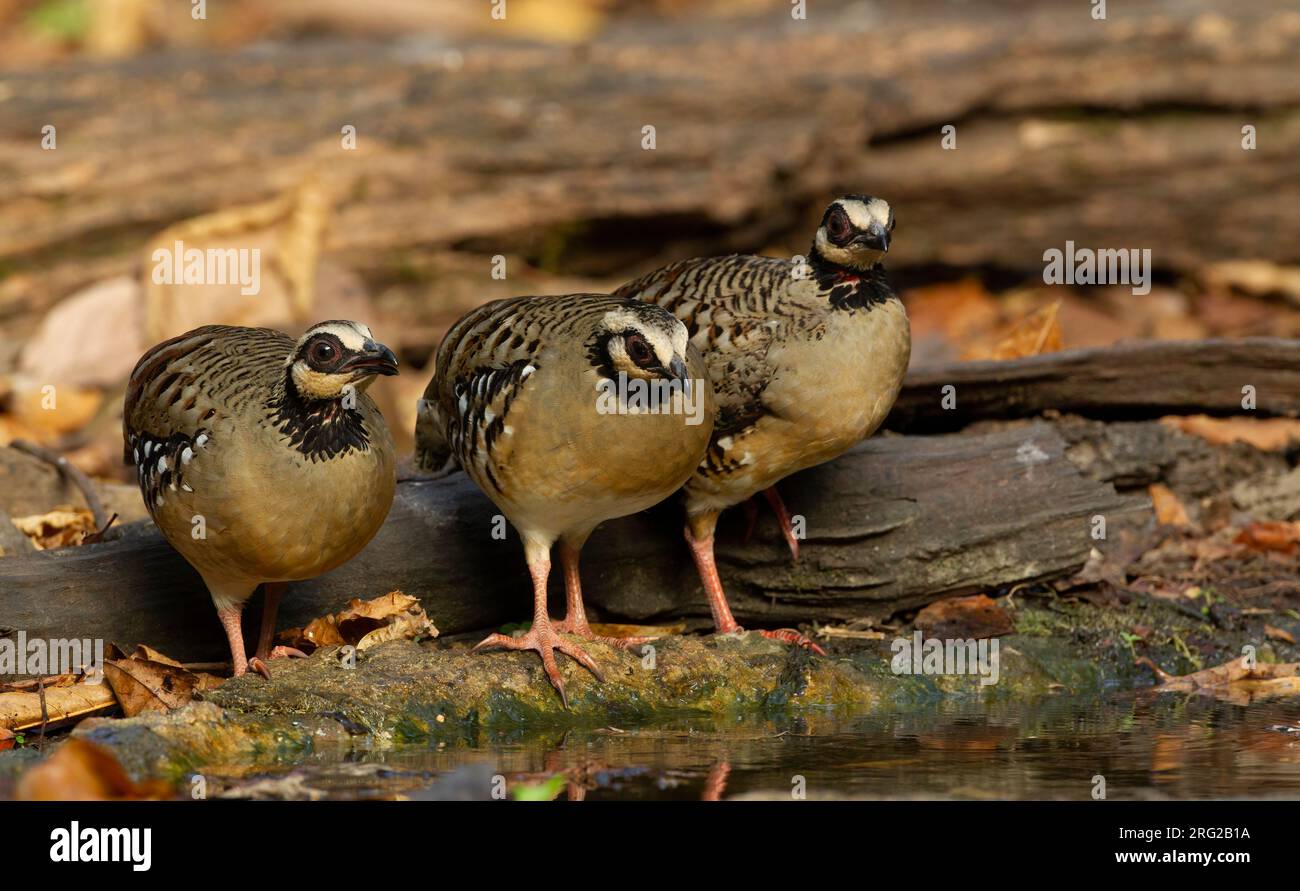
416,294,714,705
124,321,399,677
616,195,912,651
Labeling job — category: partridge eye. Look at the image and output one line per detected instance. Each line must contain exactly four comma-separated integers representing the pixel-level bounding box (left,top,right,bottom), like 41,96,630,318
310,340,337,364
625,334,656,368
826,209,851,244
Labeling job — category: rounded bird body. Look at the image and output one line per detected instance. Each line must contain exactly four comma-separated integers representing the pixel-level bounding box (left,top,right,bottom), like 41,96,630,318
420,294,713,546
124,321,399,676
615,195,911,645
417,293,714,704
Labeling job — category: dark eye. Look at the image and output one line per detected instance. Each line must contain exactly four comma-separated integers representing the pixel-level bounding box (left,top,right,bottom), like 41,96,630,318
309,339,337,365
826,208,852,245
625,333,656,368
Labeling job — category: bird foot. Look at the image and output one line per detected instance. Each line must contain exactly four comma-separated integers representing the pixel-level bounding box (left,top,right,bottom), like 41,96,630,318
718,624,826,656
740,487,801,560
551,618,657,648
756,627,826,656
472,624,605,707
247,646,309,679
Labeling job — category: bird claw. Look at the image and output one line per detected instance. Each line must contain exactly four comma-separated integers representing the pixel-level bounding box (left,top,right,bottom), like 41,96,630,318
551,619,657,649
756,628,826,656
472,625,605,707
714,621,826,656
246,645,309,679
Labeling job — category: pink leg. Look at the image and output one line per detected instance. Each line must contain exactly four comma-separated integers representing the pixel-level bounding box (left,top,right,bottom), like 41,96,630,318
742,497,760,545
702,761,732,801
762,486,801,561
248,582,307,679
216,604,249,677
552,542,655,647
472,547,604,707
686,512,826,656
684,517,740,634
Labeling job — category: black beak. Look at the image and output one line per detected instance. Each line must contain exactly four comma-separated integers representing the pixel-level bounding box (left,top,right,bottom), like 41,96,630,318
345,340,400,377
856,223,890,253
667,356,689,383
652,356,692,393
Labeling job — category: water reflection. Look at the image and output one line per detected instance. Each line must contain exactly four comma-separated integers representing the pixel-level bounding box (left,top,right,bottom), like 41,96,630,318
215,694,1300,800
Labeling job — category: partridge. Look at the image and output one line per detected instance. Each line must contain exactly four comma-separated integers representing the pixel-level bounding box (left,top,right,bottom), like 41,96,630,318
416,294,714,704
615,195,912,650
123,321,399,677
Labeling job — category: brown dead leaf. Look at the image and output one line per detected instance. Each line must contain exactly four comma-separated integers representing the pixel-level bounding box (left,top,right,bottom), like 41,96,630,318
103,645,223,717
1265,625,1297,645
986,300,1063,360
280,590,438,654
1234,521,1300,555
16,738,174,801
0,681,118,731
589,622,685,640
1201,259,1300,304
902,278,1000,345
11,505,97,549
1137,656,1300,704
16,276,145,389
0,727,13,751
914,594,1013,640
1162,415,1300,452
5,383,102,440
1148,484,1191,527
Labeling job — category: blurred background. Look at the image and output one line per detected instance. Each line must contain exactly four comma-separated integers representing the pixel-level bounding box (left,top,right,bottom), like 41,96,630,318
0,0,1298,532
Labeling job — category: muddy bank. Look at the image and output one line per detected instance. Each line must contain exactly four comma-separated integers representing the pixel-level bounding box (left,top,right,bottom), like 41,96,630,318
4,590,1291,792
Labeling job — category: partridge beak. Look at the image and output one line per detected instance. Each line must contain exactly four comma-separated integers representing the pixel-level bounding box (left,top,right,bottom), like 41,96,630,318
667,356,689,383
346,340,400,377
856,223,890,253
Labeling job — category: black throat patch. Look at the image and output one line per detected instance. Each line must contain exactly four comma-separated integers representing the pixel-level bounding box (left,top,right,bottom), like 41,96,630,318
809,248,895,312
269,373,371,462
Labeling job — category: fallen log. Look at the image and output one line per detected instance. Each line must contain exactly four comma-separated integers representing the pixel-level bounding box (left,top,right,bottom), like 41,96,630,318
3,0,1297,336
0,421,1145,665
891,338,1300,433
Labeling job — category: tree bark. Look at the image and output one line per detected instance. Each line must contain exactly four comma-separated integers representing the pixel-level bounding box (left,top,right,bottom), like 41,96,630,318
890,338,1300,433
0,420,1145,664
2,0,1297,333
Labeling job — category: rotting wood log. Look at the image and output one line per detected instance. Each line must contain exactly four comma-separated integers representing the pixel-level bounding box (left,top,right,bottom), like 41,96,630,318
0,422,1146,666
890,338,1300,434
2,0,1298,336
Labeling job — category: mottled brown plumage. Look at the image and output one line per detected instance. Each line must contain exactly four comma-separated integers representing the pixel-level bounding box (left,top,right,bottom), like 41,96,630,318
124,321,398,676
616,195,911,645
416,294,714,703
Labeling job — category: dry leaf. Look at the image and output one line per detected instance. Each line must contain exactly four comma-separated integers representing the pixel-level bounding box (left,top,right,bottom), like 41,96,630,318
1234,521,1300,555
914,594,1013,640
103,645,223,717
1162,415,1300,452
0,681,118,732
280,590,438,654
1265,625,1297,645
588,622,685,640
1201,259,1300,304
16,276,145,389
902,278,1000,357
11,506,97,549
16,738,174,801
1148,483,1191,527
987,300,1063,360
1137,656,1300,704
